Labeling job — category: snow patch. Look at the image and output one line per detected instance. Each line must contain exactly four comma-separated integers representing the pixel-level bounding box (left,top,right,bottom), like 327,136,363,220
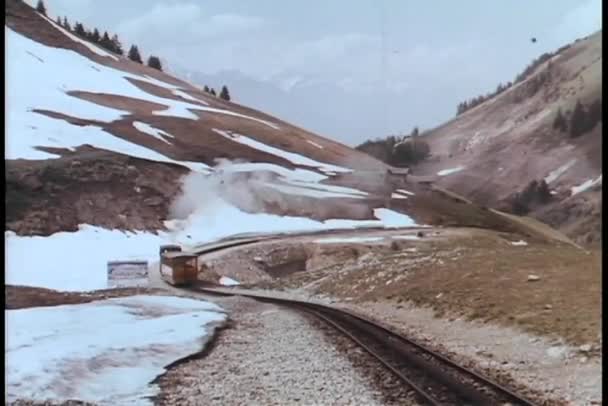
262,182,366,199
8,113,209,171
571,175,602,196
396,189,415,196
6,295,225,405
545,159,576,183
219,276,240,286
437,166,465,176
391,235,420,240
307,140,324,149
132,121,172,144
391,193,408,199
212,129,351,173
511,240,528,246
172,89,209,105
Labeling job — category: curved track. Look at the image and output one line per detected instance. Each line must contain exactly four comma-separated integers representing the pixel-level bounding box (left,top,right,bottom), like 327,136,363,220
194,286,538,406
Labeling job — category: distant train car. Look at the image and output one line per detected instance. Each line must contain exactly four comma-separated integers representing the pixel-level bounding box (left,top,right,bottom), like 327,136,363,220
159,245,199,286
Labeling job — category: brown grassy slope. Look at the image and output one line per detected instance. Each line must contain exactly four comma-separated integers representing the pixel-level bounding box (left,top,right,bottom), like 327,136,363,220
413,31,602,246
255,229,601,346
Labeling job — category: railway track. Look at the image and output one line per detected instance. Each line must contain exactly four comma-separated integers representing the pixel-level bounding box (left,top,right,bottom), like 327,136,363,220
194,286,538,406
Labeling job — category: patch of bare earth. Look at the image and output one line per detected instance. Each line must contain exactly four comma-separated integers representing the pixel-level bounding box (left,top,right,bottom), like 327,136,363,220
6,149,186,235
5,285,165,309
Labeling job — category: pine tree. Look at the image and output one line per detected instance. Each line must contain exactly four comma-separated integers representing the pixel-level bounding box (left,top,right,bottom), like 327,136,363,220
74,22,86,37
99,31,112,51
111,34,124,55
410,127,419,137
91,28,100,43
553,107,567,132
569,100,586,137
36,0,46,15
128,45,143,63
62,17,71,31
147,56,163,71
584,98,602,132
210,88,217,96
537,179,551,203
219,85,231,101
203,85,210,93
55,16,61,25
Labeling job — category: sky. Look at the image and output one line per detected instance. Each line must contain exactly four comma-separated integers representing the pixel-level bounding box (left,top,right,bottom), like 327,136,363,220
29,0,602,145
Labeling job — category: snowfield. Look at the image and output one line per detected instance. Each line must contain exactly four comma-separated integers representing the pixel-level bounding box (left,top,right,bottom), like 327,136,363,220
6,295,225,405
6,225,164,291
7,27,278,163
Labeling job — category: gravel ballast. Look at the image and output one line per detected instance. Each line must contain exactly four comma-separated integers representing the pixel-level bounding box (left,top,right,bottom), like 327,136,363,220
155,295,420,405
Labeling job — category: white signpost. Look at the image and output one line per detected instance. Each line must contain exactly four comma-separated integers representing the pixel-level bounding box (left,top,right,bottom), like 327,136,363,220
107,260,149,288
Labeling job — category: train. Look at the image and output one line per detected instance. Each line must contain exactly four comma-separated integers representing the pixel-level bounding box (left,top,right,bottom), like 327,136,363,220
159,236,271,287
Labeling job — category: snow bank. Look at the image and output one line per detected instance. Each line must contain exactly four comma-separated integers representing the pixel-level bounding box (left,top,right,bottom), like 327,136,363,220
545,159,576,183
213,129,351,173
133,121,172,144
437,166,465,176
571,175,602,196
5,226,164,291
314,236,384,244
6,295,225,405
219,276,240,286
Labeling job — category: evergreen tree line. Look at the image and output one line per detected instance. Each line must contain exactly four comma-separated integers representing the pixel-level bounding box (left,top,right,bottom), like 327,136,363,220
553,99,602,138
355,126,430,167
510,179,552,215
202,85,231,101
456,43,573,116
36,0,233,101
36,0,163,71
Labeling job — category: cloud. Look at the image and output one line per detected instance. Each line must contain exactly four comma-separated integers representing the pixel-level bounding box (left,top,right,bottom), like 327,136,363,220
116,3,264,47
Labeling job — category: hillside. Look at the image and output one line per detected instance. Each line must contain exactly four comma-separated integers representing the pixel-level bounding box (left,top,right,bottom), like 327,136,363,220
412,31,602,246
7,0,548,289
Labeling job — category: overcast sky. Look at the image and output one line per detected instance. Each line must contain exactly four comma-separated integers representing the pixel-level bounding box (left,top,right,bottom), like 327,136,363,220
30,0,602,144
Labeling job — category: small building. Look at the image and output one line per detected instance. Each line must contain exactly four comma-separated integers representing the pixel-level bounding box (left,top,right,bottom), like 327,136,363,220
107,260,149,288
